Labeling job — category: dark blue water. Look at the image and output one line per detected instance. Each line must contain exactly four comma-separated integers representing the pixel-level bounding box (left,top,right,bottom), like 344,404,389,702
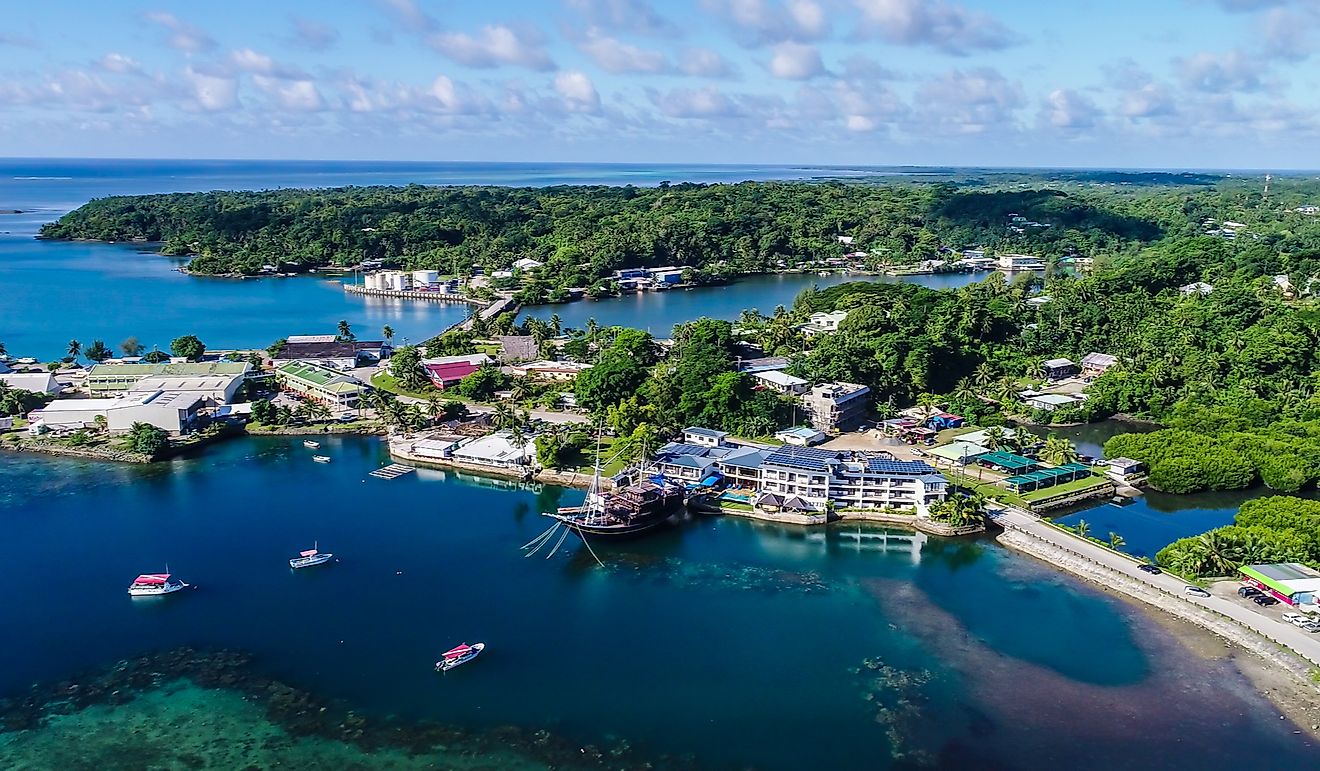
0,159,984,359
0,436,1315,768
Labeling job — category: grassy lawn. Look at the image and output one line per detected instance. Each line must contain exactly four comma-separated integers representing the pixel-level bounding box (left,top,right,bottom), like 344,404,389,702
370,372,439,399
944,468,1029,508
1020,474,1111,502
572,435,630,476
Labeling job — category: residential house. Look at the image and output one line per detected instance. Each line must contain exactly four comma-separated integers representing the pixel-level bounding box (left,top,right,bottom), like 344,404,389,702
799,310,849,337
1106,457,1144,482
751,369,809,395
1273,275,1295,297
86,362,252,398
1080,352,1119,378
756,445,947,514
1041,358,1079,381
0,371,60,394
836,235,855,245
508,360,593,381
513,257,544,271
774,426,826,446
450,431,536,471
421,354,492,390
682,427,728,448
803,382,870,432
1022,391,1084,412
735,356,790,374
275,361,369,408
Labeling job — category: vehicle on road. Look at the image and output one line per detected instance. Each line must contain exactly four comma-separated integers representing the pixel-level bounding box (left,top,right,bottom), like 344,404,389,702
1183,586,1210,598
1138,564,1162,574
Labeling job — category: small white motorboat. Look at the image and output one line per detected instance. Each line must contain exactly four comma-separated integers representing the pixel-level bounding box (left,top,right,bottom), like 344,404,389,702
313,455,331,463
128,572,189,597
435,642,485,672
303,440,321,449
289,542,334,569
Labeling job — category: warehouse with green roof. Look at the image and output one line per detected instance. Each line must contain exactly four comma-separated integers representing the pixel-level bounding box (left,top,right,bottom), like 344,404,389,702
1240,563,1320,608
275,361,369,408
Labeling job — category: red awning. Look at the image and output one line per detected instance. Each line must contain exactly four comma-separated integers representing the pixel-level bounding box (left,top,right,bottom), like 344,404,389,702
299,549,318,557
442,644,472,658
134,574,168,584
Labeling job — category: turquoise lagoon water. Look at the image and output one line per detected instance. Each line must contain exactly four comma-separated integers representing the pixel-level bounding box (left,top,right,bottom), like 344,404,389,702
0,435,1316,769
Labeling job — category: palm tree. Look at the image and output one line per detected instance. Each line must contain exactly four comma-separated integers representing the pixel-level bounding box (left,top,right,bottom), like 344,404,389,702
302,400,331,423
1011,426,1035,453
993,376,1020,405
916,392,941,420
972,362,994,389
1040,436,1079,466
67,339,82,361
984,426,1006,451
952,377,978,406
1074,519,1091,539
425,392,442,422
1108,532,1126,551
548,313,562,336
382,325,395,344
337,319,354,341
492,401,517,431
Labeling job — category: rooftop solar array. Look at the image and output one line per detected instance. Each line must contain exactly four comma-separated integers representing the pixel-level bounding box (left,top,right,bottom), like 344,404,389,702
763,445,841,472
865,458,938,475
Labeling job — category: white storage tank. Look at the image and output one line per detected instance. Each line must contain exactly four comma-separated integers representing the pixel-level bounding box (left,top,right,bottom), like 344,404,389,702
411,270,439,287
364,273,382,290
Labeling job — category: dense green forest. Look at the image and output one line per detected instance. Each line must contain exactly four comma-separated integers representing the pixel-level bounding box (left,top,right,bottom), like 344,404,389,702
41,180,1180,278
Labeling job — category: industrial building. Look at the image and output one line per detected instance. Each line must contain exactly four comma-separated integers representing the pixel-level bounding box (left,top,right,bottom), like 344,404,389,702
273,336,391,370
27,389,204,435
86,362,251,399
275,361,369,408
0,371,61,394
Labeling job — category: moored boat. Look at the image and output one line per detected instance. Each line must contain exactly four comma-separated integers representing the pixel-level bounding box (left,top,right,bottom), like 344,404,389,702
313,455,331,463
546,476,684,539
303,440,321,449
127,572,189,597
289,542,333,569
435,642,485,671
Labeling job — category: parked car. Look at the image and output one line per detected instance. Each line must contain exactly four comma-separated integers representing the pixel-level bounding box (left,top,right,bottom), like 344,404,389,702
1283,612,1306,627
1183,586,1210,598
1302,622,1320,633
1252,595,1279,606
1138,564,1162,574
1238,586,1262,598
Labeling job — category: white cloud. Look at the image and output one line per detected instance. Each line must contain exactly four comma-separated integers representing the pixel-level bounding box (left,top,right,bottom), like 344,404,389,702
430,25,557,71
379,0,438,32
649,85,745,118
143,12,215,53
916,67,1025,133
769,42,825,79
853,0,1021,55
184,67,238,111
96,54,141,75
554,70,601,112
1039,88,1102,130
289,16,340,52
1118,83,1177,118
253,76,325,111
679,47,739,78
1174,50,1268,93
577,29,670,73
565,0,679,36
701,0,828,44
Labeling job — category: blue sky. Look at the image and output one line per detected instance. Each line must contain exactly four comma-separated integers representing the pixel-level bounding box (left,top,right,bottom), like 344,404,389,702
1,0,1318,168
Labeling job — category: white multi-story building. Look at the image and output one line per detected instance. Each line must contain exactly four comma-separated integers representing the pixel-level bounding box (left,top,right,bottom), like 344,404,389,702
755,445,947,514
799,310,849,337
802,382,870,432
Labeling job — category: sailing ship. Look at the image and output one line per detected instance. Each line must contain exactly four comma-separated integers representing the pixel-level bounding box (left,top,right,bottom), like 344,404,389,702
127,572,189,597
289,542,333,569
542,431,683,539
435,642,485,672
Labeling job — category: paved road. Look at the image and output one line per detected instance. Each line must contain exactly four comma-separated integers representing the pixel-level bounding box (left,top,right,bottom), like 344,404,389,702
989,505,1320,667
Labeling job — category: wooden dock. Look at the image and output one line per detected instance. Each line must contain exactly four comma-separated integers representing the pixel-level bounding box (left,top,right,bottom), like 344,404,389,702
369,463,415,480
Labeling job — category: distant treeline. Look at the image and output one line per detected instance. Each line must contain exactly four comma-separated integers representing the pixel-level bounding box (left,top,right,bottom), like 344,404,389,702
40,181,1166,278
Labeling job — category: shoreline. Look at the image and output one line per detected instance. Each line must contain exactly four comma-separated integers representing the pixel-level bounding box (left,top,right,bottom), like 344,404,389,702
995,527,1320,732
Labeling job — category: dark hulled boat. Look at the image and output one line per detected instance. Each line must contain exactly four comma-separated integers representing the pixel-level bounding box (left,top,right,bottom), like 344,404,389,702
545,476,684,539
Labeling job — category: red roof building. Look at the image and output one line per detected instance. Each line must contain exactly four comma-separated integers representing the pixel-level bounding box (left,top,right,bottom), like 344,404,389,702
424,361,480,389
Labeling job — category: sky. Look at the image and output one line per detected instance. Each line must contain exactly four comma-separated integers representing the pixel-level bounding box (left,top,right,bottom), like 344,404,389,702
1,0,1319,168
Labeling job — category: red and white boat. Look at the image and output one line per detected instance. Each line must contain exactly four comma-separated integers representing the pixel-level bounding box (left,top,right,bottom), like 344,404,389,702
289,542,333,569
435,642,485,672
127,572,189,597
